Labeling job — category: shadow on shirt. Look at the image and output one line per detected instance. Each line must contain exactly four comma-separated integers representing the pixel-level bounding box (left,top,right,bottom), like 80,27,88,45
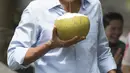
16,66,34,73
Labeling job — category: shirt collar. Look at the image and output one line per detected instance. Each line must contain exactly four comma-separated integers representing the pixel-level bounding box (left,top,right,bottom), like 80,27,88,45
48,0,90,10
47,0,61,10
82,0,90,9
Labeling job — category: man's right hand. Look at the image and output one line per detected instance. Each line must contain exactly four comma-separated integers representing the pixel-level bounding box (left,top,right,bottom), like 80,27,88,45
48,27,86,49
23,27,86,65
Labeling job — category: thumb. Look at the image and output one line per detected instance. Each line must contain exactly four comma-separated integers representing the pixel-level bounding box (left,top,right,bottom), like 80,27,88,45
114,48,122,59
52,26,58,39
115,48,122,57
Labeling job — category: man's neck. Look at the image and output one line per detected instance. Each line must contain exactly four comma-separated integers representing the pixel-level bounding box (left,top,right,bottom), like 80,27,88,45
59,0,81,13
59,0,80,4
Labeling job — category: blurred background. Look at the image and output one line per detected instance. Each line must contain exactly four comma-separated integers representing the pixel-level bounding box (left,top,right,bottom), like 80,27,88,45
0,0,129,73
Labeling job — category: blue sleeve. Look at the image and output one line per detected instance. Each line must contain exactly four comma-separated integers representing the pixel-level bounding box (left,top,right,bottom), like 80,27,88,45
7,6,39,70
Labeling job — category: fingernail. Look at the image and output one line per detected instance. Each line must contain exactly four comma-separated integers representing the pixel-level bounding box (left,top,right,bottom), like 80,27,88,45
82,36,86,39
75,36,78,38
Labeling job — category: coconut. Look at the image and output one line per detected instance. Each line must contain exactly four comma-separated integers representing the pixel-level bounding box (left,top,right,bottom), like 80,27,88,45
55,13,90,40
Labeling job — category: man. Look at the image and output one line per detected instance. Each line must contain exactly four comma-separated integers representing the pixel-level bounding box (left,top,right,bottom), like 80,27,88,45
103,12,125,73
7,0,116,73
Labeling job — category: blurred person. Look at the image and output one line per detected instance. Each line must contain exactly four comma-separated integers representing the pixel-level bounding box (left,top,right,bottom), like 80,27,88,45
103,12,125,73
7,0,116,73
122,33,130,73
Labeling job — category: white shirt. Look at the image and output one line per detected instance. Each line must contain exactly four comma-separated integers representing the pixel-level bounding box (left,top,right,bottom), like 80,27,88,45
7,0,116,73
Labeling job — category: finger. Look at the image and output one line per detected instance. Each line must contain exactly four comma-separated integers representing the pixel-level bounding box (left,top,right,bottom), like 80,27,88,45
52,27,58,38
65,36,85,44
118,54,122,59
115,55,122,63
67,36,79,42
61,36,86,47
73,36,85,43
117,55,122,60
117,48,122,55
63,36,79,46
79,36,86,41
114,48,122,58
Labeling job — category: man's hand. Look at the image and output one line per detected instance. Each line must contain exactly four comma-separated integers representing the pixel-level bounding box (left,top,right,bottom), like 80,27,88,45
23,27,86,65
108,69,116,73
114,48,122,64
49,27,86,49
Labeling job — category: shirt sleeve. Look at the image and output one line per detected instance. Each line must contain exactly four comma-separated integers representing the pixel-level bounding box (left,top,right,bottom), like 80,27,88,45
97,2,117,73
7,4,39,70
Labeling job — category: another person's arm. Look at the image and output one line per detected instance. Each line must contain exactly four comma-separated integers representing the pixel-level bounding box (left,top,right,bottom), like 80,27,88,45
97,1,116,73
122,33,130,73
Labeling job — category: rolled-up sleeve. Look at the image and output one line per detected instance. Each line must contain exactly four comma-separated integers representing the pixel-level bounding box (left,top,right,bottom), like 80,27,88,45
7,4,39,70
97,2,117,73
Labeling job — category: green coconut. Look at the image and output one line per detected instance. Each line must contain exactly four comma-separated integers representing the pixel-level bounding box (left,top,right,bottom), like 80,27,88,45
55,13,90,40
